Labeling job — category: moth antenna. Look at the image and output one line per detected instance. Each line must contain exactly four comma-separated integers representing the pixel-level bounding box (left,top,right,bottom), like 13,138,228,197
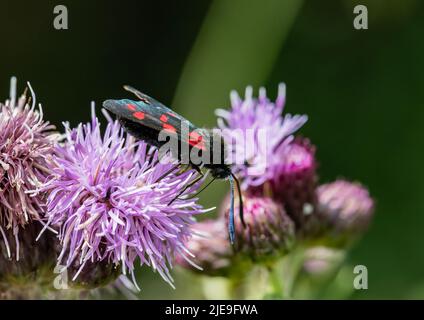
228,175,236,244
154,163,180,183
231,172,245,228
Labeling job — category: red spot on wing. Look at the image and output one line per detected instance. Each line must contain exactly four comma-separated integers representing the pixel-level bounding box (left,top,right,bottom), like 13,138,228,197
127,103,136,111
188,131,206,150
163,123,177,133
189,131,201,140
189,141,206,150
160,114,168,122
133,111,145,120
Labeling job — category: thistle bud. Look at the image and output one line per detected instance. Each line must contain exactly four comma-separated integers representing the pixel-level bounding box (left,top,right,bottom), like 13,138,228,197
225,196,295,259
316,180,374,241
269,138,318,230
175,219,232,277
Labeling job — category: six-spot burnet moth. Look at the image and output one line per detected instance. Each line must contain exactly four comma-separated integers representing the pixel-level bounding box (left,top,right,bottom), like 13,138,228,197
102,85,245,243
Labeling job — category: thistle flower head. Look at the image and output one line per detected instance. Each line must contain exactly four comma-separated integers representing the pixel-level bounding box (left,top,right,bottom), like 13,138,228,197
216,84,308,190
175,219,232,276
224,196,295,258
38,107,207,288
0,77,59,259
316,180,374,237
268,138,318,229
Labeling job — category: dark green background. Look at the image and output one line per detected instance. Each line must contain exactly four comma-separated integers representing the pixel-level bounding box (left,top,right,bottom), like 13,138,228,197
1,0,423,299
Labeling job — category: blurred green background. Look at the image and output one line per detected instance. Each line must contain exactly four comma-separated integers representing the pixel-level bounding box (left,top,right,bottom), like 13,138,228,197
1,0,423,299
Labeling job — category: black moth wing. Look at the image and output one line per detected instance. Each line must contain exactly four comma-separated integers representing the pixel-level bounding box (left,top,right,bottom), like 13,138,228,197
103,86,206,153
123,85,199,138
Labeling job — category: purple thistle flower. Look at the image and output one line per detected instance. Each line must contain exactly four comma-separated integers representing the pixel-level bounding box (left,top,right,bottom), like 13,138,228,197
216,84,308,190
37,106,208,289
0,77,59,259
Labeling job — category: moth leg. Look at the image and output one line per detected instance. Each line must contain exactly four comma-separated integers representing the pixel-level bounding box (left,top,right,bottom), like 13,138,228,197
191,163,204,176
123,85,145,101
176,164,192,175
168,171,204,205
154,163,181,183
145,146,157,166
184,173,215,200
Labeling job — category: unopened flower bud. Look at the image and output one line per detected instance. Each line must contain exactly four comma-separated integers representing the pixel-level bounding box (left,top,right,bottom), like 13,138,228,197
268,138,318,230
316,180,374,238
175,219,232,277
225,196,295,259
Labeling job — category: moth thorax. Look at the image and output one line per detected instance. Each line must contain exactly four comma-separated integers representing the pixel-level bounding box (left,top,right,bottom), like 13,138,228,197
209,163,232,180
